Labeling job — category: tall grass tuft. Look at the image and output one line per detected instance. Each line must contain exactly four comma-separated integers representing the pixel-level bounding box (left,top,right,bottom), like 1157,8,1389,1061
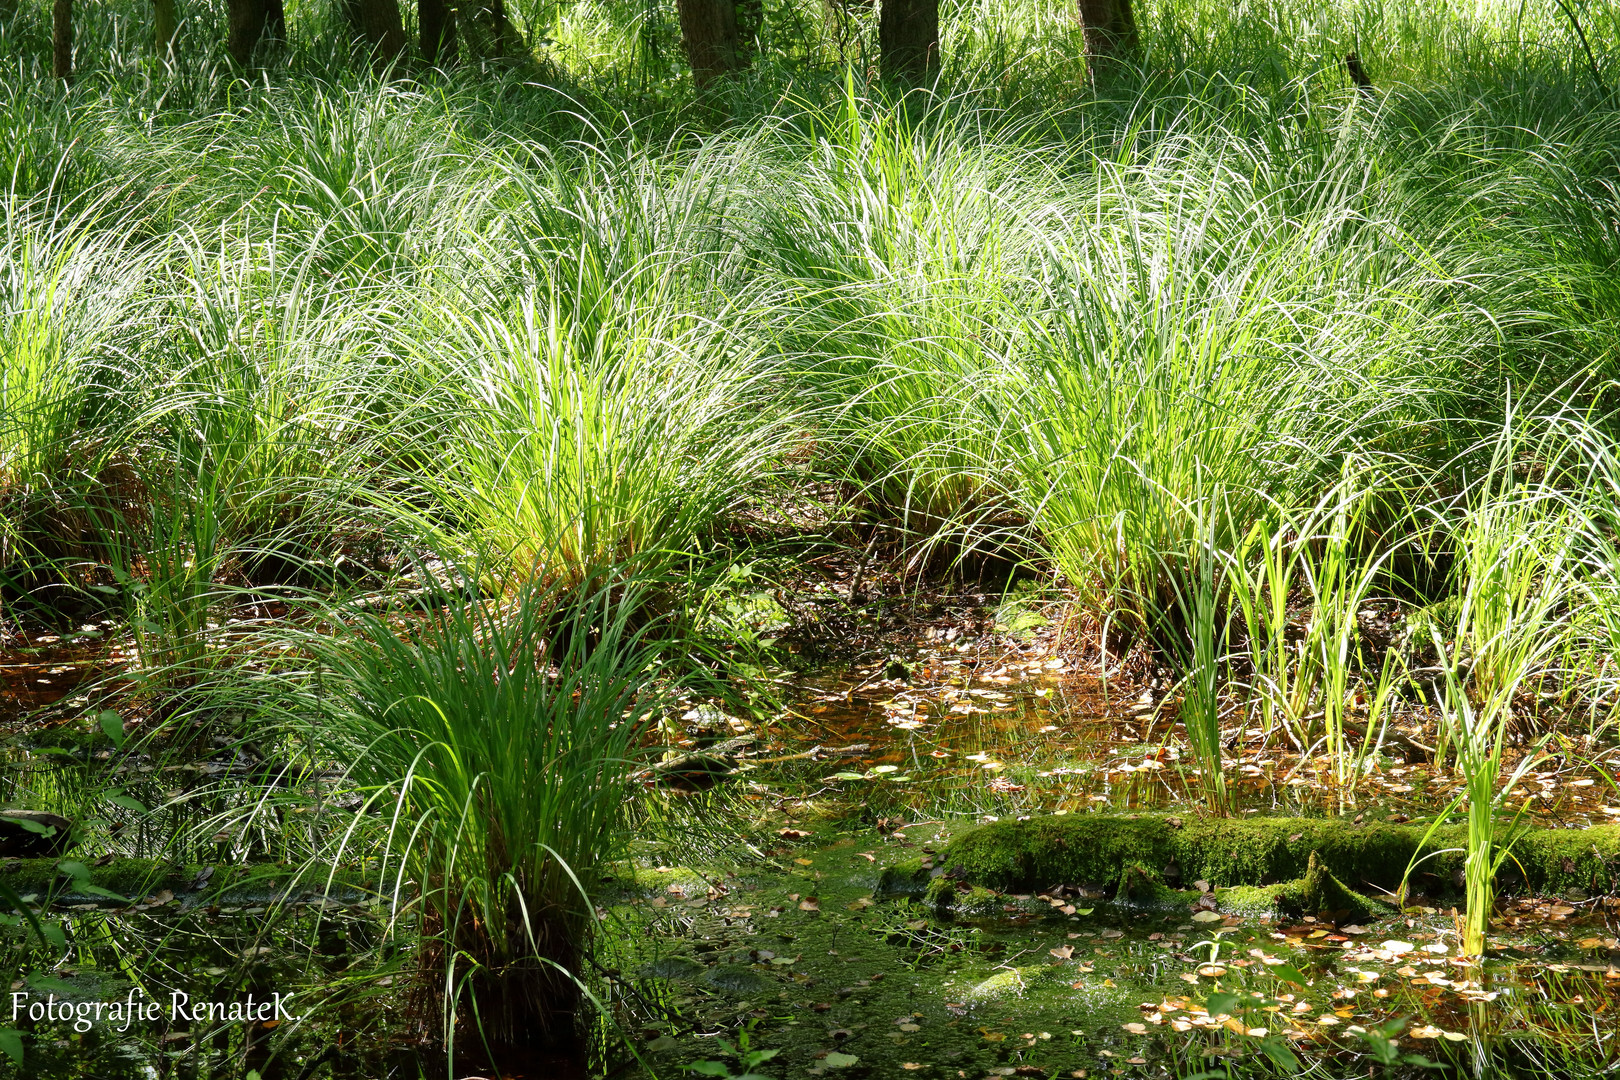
302,567,679,1055
1432,413,1588,957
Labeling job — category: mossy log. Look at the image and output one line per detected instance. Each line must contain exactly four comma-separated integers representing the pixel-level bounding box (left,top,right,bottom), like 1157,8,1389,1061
936,814,1620,900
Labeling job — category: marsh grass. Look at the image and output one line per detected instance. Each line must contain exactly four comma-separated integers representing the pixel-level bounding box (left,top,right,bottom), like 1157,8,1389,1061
296,566,690,1056
5,0,1620,1068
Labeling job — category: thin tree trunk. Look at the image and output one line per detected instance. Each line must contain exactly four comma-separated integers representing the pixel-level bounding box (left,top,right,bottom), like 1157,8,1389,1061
675,0,741,90
1074,0,1138,69
227,0,267,65
878,0,937,84
52,0,72,82
1344,52,1375,97
152,0,179,58
344,0,408,69
419,0,457,64
462,0,522,58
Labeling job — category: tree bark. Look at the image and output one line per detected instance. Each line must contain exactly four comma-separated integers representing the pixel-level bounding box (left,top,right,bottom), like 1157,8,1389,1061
675,0,741,90
460,0,522,59
1074,0,1138,69
1344,52,1375,97
879,0,937,84
266,0,286,41
343,0,409,69
419,0,457,64
52,0,72,82
227,0,267,65
152,0,178,58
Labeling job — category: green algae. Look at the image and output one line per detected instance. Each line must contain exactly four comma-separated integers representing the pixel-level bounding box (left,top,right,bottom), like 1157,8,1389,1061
700,964,777,996
0,856,372,905
639,956,707,981
964,963,1069,1000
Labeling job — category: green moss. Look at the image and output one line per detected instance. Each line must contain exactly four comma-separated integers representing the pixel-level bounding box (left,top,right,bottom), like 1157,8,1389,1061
1116,861,1198,911
946,814,1176,889
1216,882,1299,917
876,858,930,897
939,815,1620,898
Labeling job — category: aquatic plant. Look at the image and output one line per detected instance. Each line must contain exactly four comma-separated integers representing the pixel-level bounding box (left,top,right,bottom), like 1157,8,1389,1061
303,567,681,1058
1430,417,1587,957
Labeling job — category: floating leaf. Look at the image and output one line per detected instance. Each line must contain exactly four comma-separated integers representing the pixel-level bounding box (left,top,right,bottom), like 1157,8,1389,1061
1269,964,1309,987
97,712,126,750
823,1051,860,1067
1191,910,1222,923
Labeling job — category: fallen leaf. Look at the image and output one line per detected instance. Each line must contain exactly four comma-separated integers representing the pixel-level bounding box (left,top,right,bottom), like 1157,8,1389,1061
1192,911,1222,923
823,1051,860,1068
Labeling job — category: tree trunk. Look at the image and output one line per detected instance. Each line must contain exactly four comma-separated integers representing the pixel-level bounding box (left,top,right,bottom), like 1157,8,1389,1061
52,0,72,82
419,0,457,64
266,0,286,41
227,0,267,65
1074,0,1137,69
675,0,741,90
344,0,409,69
460,0,522,59
878,0,937,84
152,0,178,58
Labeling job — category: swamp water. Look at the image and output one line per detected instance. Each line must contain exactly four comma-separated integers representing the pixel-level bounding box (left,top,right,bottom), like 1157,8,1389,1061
3,644,1620,1079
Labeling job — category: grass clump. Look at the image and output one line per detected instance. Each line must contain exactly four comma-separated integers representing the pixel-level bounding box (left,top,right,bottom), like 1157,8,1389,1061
299,568,684,1055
